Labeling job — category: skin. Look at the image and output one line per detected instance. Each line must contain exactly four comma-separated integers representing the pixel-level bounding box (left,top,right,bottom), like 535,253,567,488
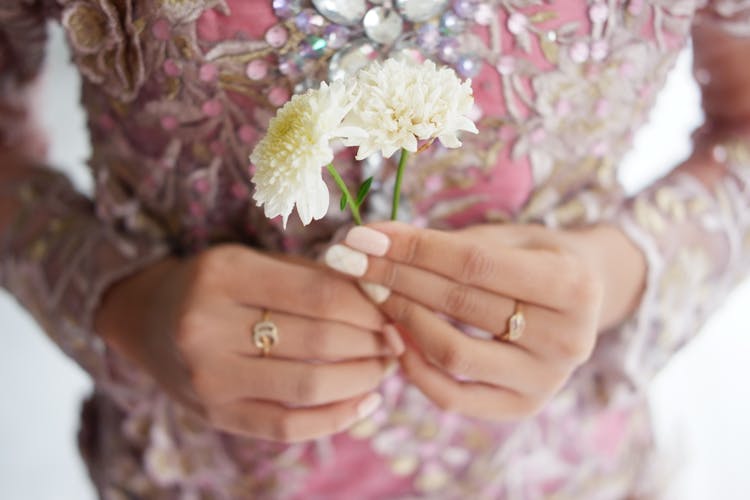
330,222,642,420
2,21,749,441
93,245,398,443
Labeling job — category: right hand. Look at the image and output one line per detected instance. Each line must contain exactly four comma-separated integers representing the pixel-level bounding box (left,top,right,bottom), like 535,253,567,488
94,244,401,443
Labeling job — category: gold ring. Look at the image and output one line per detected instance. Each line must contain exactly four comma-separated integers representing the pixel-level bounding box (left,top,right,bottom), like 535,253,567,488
498,301,526,342
253,310,279,357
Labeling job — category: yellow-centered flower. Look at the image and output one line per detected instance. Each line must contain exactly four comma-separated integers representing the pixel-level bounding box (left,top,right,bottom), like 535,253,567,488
250,81,366,227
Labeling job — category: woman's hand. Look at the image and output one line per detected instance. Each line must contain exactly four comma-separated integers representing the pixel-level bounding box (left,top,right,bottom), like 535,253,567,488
324,222,646,421
94,244,402,442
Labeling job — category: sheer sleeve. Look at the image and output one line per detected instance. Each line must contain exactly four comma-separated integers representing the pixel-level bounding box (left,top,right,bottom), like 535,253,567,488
0,1,168,399
584,2,750,399
597,136,750,395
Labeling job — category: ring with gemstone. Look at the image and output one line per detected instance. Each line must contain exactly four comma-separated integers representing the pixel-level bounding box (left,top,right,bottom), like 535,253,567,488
498,301,526,342
253,310,279,357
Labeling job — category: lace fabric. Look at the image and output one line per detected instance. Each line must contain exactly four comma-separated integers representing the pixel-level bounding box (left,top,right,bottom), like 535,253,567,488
1,0,750,497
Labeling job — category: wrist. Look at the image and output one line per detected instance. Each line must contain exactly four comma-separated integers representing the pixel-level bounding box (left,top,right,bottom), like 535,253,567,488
94,256,180,361
574,224,647,332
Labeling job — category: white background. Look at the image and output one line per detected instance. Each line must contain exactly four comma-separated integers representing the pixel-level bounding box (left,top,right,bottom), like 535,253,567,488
1,25,749,499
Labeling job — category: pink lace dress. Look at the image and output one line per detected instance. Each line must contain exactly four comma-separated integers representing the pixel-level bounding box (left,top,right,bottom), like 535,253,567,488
2,0,750,498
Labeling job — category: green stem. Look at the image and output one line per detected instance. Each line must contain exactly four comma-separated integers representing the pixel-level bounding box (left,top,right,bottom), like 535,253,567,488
326,163,362,225
391,149,410,221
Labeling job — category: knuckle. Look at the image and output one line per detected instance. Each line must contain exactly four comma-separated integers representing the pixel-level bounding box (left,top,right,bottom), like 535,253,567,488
381,261,400,289
444,285,478,318
403,232,423,265
388,296,415,324
193,251,226,284
436,344,470,375
461,246,495,284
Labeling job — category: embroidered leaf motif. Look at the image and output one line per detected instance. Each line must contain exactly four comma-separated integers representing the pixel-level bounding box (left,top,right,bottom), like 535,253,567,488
529,11,557,23
539,33,559,64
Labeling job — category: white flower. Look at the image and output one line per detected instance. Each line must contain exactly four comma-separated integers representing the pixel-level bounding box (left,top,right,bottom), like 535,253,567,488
250,80,365,227
343,58,478,160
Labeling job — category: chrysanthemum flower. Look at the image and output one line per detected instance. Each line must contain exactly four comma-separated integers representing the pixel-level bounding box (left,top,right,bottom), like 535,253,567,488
250,80,366,227
343,58,478,160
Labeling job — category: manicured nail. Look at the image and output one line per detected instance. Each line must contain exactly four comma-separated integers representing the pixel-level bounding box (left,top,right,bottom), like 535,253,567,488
345,226,391,256
359,281,391,304
357,393,383,420
325,244,368,277
382,325,405,357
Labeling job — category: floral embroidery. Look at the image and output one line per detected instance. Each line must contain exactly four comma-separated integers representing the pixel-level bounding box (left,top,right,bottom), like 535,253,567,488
3,0,750,498
61,0,148,101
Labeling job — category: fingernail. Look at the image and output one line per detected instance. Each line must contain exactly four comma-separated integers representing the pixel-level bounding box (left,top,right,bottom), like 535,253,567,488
382,325,405,357
359,281,391,304
357,393,383,420
345,226,391,256
324,244,368,277
383,359,400,378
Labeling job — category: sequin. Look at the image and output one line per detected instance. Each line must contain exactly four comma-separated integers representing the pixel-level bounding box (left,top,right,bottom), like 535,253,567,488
295,9,326,34
591,40,608,61
238,125,258,144
507,12,527,35
267,86,291,106
312,0,367,25
272,0,303,18
437,38,459,63
363,7,404,45
202,99,223,117
417,23,441,50
199,63,218,82
151,18,170,40
265,24,289,47
570,41,590,63
162,59,181,76
395,0,450,23
473,3,493,25
456,55,480,78
440,11,465,35
160,116,178,130
329,40,378,81
324,24,350,49
452,0,477,19
245,60,268,80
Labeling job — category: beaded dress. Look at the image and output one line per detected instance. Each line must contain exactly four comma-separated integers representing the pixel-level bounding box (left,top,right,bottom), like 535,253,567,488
2,0,750,498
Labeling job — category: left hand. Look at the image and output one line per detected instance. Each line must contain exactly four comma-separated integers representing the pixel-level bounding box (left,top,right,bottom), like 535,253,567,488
324,222,645,421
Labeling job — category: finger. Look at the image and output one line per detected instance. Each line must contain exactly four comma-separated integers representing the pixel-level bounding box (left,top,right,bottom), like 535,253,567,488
193,355,395,406
208,392,383,443
382,297,561,393
361,256,562,347
181,305,399,361
360,259,583,360
399,347,541,422
218,249,385,330
345,222,578,311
